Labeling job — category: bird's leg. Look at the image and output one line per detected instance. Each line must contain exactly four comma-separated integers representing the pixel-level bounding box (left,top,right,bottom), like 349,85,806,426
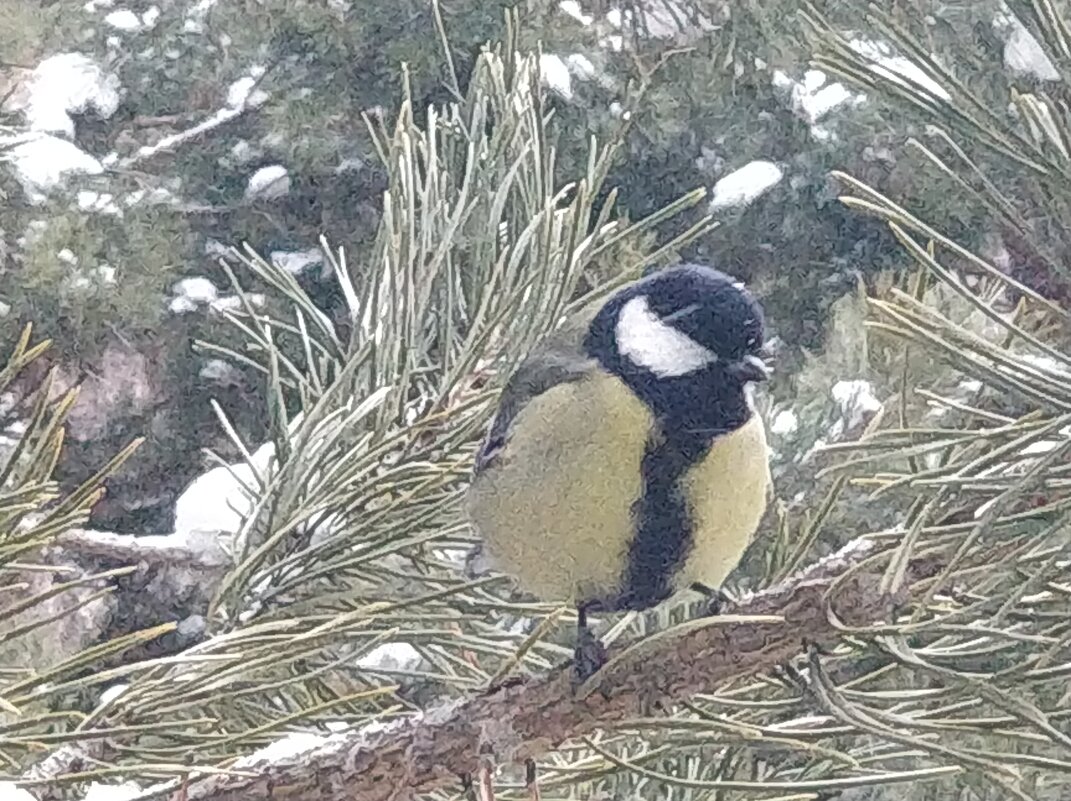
461,772,477,801
477,758,495,801
573,602,607,684
460,744,497,801
525,758,541,801
475,744,496,801
690,582,735,616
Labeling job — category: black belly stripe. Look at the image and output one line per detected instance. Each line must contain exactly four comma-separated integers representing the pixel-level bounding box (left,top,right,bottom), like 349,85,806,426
614,428,714,612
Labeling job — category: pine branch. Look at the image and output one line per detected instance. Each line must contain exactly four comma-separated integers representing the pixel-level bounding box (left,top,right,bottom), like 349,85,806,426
138,534,943,801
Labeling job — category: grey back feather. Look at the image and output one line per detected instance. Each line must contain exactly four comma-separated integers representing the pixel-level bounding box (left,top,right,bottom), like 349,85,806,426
473,301,605,474
474,347,595,473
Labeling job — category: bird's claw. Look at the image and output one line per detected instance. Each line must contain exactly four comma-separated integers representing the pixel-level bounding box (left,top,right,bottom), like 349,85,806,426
573,624,608,686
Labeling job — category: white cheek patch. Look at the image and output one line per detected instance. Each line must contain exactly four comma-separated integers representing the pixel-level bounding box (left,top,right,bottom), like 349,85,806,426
615,295,719,377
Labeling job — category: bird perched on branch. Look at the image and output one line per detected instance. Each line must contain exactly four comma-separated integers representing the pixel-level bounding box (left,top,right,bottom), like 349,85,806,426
466,262,773,682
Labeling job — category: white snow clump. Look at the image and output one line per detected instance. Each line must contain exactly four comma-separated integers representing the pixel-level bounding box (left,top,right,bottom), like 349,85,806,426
539,54,573,99
2,135,104,204
709,160,784,211
227,65,270,109
233,732,329,768
184,0,218,34
558,0,593,25
245,164,290,200
84,782,145,801
0,783,38,801
78,190,122,216
994,7,1060,81
104,6,160,32
770,409,799,437
831,379,882,433
104,9,141,30
173,439,276,542
772,68,865,130
271,248,323,275
12,53,122,137
169,276,219,313
848,39,951,101
356,642,422,672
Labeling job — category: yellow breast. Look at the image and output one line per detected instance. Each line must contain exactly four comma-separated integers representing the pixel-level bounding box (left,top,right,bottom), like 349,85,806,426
467,375,771,607
466,372,652,605
676,414,771,592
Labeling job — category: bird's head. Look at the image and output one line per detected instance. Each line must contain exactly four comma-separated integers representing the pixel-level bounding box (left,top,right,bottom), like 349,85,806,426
587,263,769,386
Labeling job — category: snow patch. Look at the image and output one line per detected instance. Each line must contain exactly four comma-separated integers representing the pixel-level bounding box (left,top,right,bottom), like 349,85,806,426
64,263,117,293
227,66,269,109
104,9,141,30
831,379,882,433
245,164,290,200
84,782,143,801
559,0,593,25
539,54,573,99
104,6,160,31
184,0,218,34
356,642,422,672
770,409,799,437
169,276,219,314
234,732,329,767
11,53,121,137
565,53,597,82
2,134,104,203
271,248,323,275
772,68,865,129
0,784,38,801
709,160,784,211
78,190,122,216
173,440,276,541
599,34,624,52
98,683,129,706
199,358,241,384
994,7,1060,81
848,39,950,101
209,293,266,313
618,1,715,40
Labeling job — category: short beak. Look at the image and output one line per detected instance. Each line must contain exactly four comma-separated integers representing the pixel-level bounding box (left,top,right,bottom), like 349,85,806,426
727,354,770,383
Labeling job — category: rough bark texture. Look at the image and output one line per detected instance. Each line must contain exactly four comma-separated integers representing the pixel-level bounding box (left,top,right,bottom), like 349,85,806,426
166,535,940,801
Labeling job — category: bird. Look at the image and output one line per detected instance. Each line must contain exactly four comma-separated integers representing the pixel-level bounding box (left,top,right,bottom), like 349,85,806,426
465,262,773,682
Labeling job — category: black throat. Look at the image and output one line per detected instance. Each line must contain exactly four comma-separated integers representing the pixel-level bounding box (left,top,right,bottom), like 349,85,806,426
583,316,753,613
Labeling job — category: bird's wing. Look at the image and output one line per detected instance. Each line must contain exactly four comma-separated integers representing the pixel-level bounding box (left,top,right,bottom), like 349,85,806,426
474,345,596,474
474,294,608,474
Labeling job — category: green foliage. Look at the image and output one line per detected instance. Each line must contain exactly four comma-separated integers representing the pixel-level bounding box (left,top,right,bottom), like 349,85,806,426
0,326,153,765
5,201,192,361
804,0,1071,296
0,1,63,66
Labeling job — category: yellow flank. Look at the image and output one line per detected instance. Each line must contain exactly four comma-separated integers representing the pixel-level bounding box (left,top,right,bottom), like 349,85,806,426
676,414,771,592
466,371,653,604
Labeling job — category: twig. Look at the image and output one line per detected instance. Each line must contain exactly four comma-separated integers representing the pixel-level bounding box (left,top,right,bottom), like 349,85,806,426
119,106,246,168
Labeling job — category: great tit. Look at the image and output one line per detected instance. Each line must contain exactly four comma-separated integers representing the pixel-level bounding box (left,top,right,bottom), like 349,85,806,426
466,263,772,679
